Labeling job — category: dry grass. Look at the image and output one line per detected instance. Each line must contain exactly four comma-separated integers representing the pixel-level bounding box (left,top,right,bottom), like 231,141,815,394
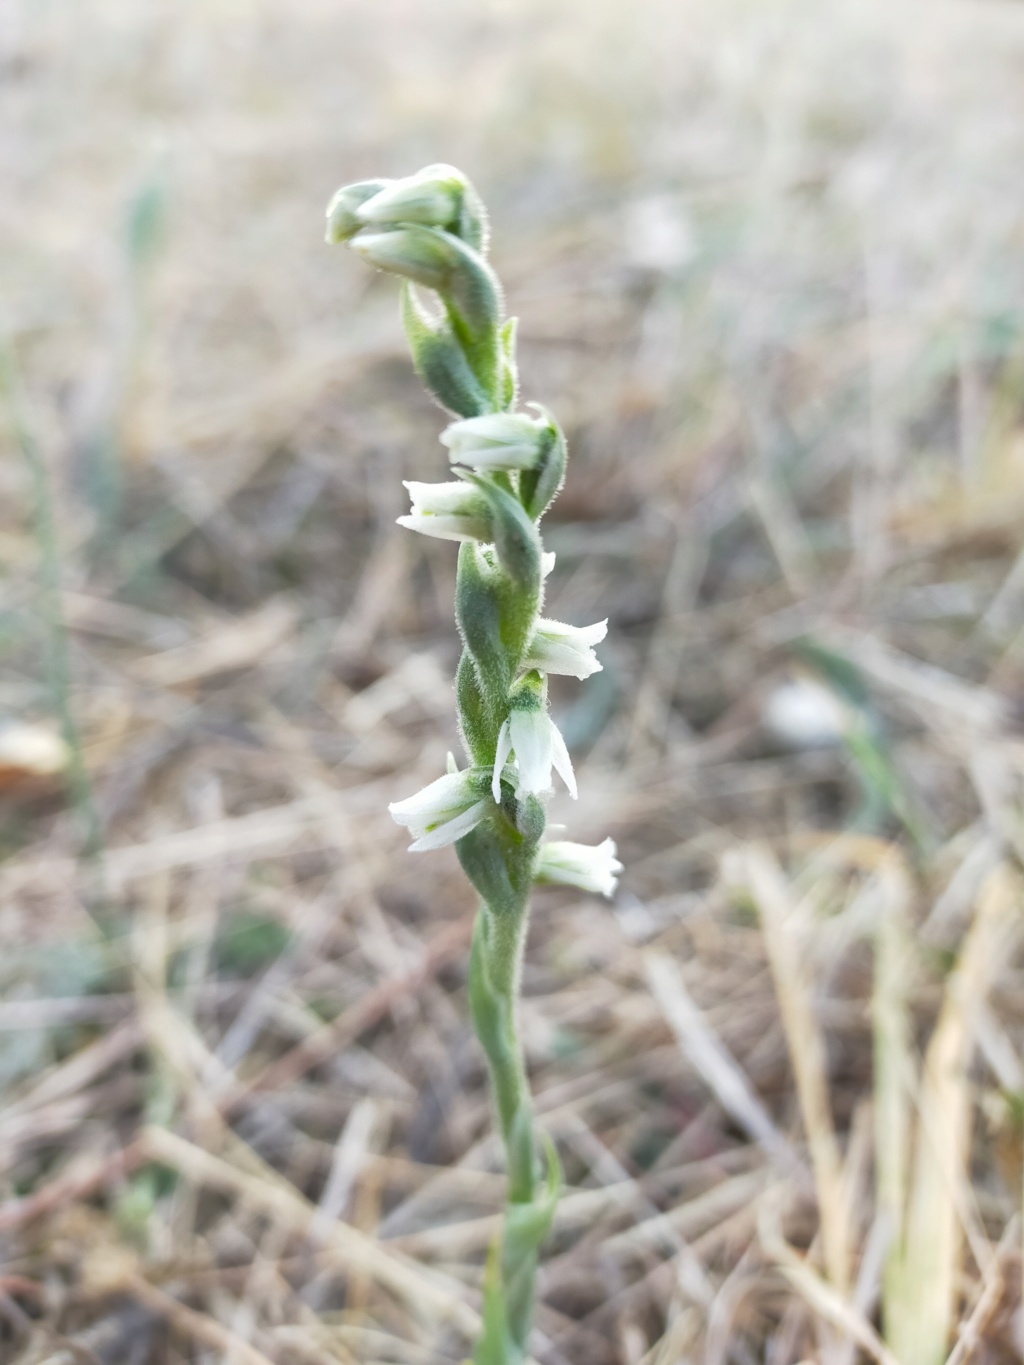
4,0,1024,1359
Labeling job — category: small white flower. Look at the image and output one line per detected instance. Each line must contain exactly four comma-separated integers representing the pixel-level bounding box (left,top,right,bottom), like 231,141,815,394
535,838,622,898
389,770,491,851
492,708,576,801
397,481,491,543
440,412,551,472
524,618,608,680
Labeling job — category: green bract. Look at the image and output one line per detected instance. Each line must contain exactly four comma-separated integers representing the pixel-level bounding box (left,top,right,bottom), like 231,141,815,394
326,164,620,1365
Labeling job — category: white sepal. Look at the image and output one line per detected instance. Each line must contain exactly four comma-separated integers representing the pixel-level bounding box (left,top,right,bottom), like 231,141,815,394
535,838,622,898
388,770,490,852
492,720,513,802
510,708,576,800
524,618,608,680
397,481,491,543
440,412,550,472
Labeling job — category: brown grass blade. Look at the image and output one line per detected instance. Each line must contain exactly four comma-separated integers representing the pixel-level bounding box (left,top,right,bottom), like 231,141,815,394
884,864,1019,1365
734,844,851,1295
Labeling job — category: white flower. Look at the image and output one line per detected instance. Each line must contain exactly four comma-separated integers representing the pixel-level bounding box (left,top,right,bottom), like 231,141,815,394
440,412,551,472
397,481,491,543
524,618,608,680
492,707,576,801
535,838,622,898
388,770,491,852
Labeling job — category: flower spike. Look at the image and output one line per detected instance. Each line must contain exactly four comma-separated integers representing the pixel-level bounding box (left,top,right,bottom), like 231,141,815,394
326,163,618,1365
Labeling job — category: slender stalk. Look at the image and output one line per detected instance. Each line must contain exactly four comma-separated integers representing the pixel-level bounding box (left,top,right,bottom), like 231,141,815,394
325,164,622,1363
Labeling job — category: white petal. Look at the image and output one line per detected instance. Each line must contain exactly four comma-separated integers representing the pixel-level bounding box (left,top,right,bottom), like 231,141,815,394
547,718,577,799
541,551,557,579
396,513,490,543
455,444,538,471
492,719,513,802
510,710,553,797
525,618,608,679
389,771,471,831
539,618,608,646
525,637,602,680
404,480,479,514
408,798,490,851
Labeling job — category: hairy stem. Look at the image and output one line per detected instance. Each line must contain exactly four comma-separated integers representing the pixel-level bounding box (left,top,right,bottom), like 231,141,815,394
473,899,536,1204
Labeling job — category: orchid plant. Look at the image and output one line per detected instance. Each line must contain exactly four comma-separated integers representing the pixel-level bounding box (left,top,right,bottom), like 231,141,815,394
326,164,621,1364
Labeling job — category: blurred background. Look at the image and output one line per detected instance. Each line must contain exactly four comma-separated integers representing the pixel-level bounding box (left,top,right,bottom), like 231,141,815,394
4,0,1024,1360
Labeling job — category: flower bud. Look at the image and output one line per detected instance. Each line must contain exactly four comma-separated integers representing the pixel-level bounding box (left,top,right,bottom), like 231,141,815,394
524,618,607,680
356,164,488,252
325,179,392,244
535,838,622,897
357,166,464,230
350,226,458,291
397,481,492,543
440,412,553,473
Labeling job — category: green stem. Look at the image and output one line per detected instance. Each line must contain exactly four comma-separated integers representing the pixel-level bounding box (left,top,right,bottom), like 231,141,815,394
475,898,536,1205
469,889,558,1363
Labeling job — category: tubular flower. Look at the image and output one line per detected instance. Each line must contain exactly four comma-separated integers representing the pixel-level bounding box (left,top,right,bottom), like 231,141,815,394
534,838,623,898
397,481,492,543
388,770,491,852
524,618,608,680
441,411,553,472
492,708,576,802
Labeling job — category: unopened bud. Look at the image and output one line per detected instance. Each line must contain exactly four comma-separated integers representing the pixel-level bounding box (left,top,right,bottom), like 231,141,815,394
357,165,465,230
325,179,392,244
350,226,459,291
